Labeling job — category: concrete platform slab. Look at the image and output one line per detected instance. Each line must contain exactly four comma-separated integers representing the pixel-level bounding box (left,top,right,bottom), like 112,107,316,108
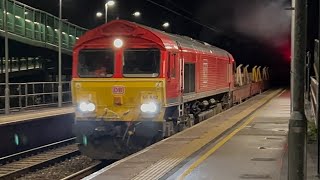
168,91,289,180
0,106,75,126
84,89,283,180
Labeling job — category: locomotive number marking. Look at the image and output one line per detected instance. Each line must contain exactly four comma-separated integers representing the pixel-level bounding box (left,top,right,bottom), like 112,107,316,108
141,93,159,102
112,86,125,94
142,95,158,100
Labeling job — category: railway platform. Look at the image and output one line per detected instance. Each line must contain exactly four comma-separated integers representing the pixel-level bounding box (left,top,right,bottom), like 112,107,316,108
0,106,74,126
84,89,289,180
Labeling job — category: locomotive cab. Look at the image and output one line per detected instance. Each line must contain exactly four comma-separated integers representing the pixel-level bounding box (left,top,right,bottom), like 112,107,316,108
72,21,174,159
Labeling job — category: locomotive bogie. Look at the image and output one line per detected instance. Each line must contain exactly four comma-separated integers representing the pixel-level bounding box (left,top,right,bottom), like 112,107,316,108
73,120,164,160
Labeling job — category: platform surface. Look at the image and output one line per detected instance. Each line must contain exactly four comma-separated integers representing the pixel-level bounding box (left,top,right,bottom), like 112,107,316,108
168,90,289,180
84,89,287,180
0,106,75,126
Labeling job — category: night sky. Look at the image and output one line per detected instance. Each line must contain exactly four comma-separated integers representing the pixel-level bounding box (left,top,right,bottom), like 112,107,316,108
17,0,292,85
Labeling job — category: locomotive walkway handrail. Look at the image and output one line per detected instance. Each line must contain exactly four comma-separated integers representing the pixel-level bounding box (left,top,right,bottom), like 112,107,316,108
0,81,72,114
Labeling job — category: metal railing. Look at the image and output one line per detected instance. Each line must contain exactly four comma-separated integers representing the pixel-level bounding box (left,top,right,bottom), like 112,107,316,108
307,39,320,127
0,57,44,73
0,81,71,113
0,0,87,51
310,77,318,125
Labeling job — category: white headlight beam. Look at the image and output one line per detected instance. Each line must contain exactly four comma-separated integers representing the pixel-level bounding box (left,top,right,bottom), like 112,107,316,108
114,38,123,48
140,102,158,113
79,102,96,112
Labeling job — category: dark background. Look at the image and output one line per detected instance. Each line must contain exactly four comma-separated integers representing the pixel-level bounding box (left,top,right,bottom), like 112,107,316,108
16,0,298,85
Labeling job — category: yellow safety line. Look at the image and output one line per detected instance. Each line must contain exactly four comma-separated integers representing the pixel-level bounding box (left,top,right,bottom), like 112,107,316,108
178,89,286,179
131,89,282,180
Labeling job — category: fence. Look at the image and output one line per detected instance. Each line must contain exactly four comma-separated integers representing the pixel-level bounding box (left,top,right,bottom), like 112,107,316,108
0,57,44,73
0,81,71,113
309,39,320,126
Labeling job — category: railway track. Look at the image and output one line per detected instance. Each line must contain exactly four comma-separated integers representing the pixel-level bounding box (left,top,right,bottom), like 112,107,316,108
0,138,79,179
61,161,106,180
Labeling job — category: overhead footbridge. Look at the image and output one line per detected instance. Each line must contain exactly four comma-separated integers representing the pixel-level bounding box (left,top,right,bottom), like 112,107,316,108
0,0,87,55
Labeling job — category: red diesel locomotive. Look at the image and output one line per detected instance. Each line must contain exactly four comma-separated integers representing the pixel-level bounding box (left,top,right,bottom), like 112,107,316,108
71,20,261,160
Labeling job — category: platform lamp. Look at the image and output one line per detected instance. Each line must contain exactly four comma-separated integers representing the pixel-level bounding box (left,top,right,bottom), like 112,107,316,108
162,22,170,28
58,0,62,108
133,11,141,17
3,0,10,114
105,0,115,23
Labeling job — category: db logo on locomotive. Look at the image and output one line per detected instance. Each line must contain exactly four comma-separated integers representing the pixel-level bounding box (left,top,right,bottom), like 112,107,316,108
112,86,125,94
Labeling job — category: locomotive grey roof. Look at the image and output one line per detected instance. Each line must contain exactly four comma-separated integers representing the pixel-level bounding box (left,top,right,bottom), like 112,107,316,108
138,23,231,58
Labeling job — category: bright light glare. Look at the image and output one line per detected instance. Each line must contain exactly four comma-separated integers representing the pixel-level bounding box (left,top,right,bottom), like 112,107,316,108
113,38,123,48
106,0,115,6
133,11,141,17
162,22,170,28
87,103,96,112
79,102,96,112
79,102,88,112
96,12,103,18
140,102,157,113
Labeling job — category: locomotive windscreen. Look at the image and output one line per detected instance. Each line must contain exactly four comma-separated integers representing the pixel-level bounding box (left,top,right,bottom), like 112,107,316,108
123,49,160,77
78,49,114,77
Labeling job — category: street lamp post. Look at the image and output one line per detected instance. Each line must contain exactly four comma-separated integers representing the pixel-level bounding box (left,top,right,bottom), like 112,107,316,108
288,0,307,179
58,0,62,108
3,0,10,114
105,0,115,23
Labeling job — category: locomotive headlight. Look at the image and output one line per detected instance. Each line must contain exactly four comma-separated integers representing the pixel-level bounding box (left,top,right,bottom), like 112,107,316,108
114,38,123,48
140,102,157,113
79,102,96,112
87,103,96,112
79,102,89,112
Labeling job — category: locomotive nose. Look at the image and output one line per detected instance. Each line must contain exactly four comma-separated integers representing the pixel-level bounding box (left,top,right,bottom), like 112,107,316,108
72,79,165,121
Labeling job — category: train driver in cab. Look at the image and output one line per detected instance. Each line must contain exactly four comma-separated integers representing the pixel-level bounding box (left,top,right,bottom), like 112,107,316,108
94,54,113,77
95,66,107,77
